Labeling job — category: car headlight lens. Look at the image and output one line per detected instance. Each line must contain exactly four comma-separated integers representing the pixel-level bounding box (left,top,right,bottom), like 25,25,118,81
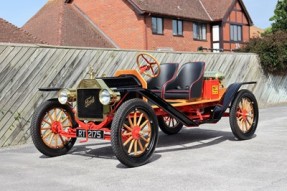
99,89,111,105
58,89,69,104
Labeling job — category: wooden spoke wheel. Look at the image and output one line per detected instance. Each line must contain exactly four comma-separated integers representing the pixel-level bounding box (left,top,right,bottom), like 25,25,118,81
136,53,160,78
41,108,73,149
236,98,255,133
31,100,77,157
229,90,259,140
111,99,158,167
158,115,183,135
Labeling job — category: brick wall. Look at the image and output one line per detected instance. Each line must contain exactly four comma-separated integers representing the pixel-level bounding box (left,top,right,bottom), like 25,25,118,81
72,0,211,52
145,17,211,52
222,1,250,50
73,0,146,49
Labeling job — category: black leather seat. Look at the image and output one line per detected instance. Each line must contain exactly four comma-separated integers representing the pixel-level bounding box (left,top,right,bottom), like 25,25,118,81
147,63,179,97
163,62,205,100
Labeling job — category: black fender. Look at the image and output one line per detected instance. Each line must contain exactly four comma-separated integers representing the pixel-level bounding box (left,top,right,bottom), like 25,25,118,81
47,98,58,101
211,82,257,121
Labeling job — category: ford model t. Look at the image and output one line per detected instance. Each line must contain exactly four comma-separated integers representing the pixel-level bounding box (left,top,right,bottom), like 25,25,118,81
31,53,259,167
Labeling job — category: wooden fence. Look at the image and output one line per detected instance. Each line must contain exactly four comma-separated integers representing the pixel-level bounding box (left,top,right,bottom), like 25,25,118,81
0,43,286,147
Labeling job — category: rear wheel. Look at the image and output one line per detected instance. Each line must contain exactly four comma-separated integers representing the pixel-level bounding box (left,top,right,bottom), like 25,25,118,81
229,90,259,140
30,100,77,157
158,115,183,135
111,99,158,167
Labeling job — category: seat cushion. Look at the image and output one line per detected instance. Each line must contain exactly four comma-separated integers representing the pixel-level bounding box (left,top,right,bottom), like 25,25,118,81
147,63,179,97
164,90,189,99
163,62,205,100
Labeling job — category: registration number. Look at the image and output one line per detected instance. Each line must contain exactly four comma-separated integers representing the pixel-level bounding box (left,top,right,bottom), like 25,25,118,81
76,129,104,139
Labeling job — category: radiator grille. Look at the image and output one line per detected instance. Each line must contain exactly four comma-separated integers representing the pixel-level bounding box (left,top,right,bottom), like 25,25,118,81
77,89,103,119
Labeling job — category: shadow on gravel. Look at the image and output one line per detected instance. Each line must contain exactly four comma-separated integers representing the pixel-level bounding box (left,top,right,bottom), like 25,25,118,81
116,154,162,169
47,128,235,161
70,142,115,160
155,128,235,154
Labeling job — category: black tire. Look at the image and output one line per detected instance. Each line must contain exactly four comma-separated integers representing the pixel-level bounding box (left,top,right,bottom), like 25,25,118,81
111,98,158,167
229,90,259,140
30,99,77,157
158,115,183,135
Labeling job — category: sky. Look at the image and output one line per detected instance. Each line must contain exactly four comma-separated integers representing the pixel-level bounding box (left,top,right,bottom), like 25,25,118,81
0,0,278,29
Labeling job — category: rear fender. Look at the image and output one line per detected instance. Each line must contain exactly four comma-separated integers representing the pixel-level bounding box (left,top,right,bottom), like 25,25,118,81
212,82,256,121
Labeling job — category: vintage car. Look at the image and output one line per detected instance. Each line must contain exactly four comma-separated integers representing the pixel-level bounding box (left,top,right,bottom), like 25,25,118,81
31,53,259,167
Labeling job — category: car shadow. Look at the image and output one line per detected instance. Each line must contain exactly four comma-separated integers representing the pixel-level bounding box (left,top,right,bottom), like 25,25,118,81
39,128,236,165
69,142,116,160
70,128,233,157
155,128,235,154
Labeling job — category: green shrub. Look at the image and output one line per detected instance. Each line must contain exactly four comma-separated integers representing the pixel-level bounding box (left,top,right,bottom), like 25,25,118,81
239,30,287,75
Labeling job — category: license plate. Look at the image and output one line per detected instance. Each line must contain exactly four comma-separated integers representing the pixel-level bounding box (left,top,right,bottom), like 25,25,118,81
76,129,104,139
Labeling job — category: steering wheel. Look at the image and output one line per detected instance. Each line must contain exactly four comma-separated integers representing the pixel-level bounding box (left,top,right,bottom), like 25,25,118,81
136,53,160,78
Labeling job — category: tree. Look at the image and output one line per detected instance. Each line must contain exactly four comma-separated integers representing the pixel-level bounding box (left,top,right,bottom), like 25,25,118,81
237,0,287,75
239,31,287,75
270,0,287,32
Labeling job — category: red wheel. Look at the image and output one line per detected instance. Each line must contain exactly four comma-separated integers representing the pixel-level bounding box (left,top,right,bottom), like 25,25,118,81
158,115,183,135
31,100,77,157
111,99,158,167
41,108,73,149
121,109,152,156
230,90,259,140
236,98,255,133
136,53,160,78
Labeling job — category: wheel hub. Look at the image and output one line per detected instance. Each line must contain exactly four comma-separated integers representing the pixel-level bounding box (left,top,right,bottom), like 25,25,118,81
51,121,61,134
241,109,248,121
132,126,141,140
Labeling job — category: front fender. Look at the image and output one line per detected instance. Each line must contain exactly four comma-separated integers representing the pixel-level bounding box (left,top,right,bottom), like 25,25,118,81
212,82,256,121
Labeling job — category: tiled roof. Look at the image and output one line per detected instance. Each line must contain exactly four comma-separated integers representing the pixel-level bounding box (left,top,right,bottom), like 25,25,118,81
200,0,233,21
0,18,44,44
129,0,252,23
22,0,115,48
129,0,211,21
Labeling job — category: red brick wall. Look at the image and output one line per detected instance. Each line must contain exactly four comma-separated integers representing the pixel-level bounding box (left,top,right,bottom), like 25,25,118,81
73,0,146,49
73,0,212,51
145,17,211,52
222,0,250,50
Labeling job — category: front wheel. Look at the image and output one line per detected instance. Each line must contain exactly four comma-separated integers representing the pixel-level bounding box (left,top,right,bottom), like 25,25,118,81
111,99,158,167
30,99,77,157
229,90,259,140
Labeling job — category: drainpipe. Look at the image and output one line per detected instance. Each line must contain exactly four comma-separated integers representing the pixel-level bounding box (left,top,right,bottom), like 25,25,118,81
144,15,148,50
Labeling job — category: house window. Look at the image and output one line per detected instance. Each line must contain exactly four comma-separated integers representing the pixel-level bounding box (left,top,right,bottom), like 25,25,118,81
193,23,206,40
172,20,183,36
230,24,242,42
152,17,163,34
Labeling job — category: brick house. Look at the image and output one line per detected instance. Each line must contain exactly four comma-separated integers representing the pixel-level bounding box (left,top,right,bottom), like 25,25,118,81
0,18,43,44
23,0,253,52
22,0,114,48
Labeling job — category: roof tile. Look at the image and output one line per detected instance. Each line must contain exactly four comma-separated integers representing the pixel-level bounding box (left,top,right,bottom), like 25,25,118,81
23,0,115,48
200,0,233,21
0,18,44,44
130,0,212,21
